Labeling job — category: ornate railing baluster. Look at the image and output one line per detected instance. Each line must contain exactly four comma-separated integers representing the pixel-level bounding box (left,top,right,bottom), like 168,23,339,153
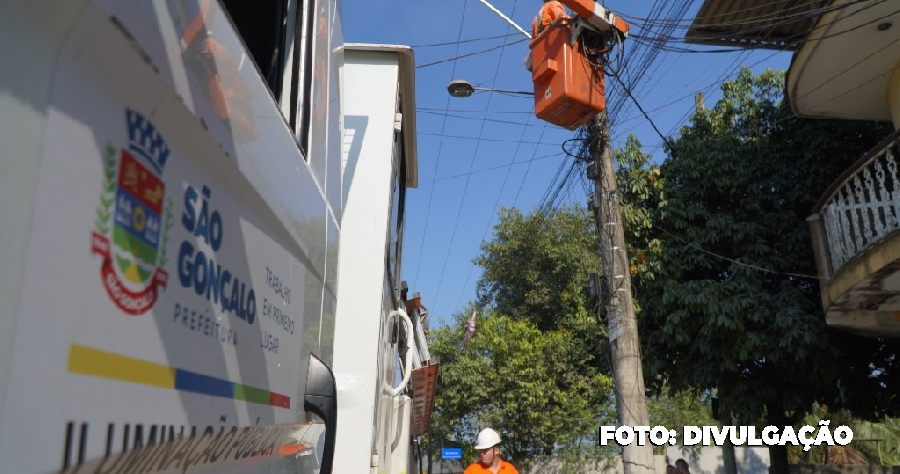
888,149,900,229
875,158,893,232
836,191,854,267
816,130,900,275
864,166,886,236
825,198,845,269
852,175,869,248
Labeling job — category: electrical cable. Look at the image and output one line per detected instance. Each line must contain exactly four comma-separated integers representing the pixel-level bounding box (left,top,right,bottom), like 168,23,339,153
620,0,880,48
416,38,529,68
453,115,552,310
411,32,521,48
412,0,875,327
411,0,471,287
426,152,563,184
620,0,785,27
607,72,671,148
418,132,560,145
418,109,542,127
432,0,525,308
795,8,900,104
654,225,822,280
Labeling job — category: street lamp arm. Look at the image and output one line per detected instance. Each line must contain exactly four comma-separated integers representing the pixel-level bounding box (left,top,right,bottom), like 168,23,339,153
486,88,534,96
447,79,533,98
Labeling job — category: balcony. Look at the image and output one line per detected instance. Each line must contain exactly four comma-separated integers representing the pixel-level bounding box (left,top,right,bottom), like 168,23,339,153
809,129,900,337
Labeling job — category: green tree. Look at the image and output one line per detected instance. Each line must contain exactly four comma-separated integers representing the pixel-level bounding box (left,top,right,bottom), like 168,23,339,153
475,204,616,389
789,406,900,465
428,205,616,469
614,134,665,315
646,389,716,435
475,205,601,332
474,205,610,376
843,417,900,465
428,307,613,469
628,68,900,473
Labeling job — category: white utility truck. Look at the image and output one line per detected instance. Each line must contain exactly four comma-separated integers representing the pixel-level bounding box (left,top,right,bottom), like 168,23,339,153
0,1,436,473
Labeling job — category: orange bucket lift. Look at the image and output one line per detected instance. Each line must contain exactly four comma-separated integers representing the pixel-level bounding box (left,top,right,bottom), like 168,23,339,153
529,2,629,130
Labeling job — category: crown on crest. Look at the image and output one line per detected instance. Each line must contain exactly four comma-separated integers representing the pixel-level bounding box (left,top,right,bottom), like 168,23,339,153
125,108,169,174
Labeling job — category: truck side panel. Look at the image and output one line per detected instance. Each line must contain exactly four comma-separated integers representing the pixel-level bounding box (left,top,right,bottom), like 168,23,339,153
0,1,341,472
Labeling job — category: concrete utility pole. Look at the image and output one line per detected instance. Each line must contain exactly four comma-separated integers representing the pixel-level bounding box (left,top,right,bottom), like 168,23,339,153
587,110,655,474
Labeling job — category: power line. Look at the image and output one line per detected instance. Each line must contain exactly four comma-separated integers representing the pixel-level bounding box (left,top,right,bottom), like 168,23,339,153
418,132,561,145
411,0,471,287
416,107,533,115
608,70,672,147
432,0,525,308
619,0,802,26
411,32,521,48
809,59,900,112
795,7,900,104
416,38,529,68
424,152,563,185
620,0,879,47
453,109,551,311
655,226,821,280
418,109,542,127
614,0,798,155
409,0,860,318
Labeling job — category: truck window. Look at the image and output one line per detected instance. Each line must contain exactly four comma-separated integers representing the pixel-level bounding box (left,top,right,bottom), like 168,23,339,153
220,0,314,155
220,0,290,97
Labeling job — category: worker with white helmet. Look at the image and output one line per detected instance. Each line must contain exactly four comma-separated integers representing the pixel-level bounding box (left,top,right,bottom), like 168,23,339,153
464,428,519,474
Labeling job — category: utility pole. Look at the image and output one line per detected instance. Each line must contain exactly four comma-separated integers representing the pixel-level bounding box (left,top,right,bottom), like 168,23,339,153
523,0,650,468
587,110,655,474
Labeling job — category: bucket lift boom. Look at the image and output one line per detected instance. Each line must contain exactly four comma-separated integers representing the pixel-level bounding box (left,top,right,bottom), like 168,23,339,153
529,0,629,129
561,0,629,38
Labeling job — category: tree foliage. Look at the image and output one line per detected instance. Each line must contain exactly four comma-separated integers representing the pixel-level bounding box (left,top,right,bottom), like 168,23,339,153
789,406,900,465
428,206,614,468
429,307,613,468
475,206,601,333
646,389,717,434
621,68,900,471
615,134,665,314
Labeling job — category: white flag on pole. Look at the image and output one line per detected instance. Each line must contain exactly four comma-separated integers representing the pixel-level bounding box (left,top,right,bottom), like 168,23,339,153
462,310,477,347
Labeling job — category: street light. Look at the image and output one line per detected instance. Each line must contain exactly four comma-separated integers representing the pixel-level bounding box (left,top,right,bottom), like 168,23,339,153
446,79,533,98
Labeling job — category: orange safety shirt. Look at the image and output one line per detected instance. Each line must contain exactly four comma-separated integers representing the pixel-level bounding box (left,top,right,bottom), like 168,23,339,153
464,460,520,474
531,1,568,37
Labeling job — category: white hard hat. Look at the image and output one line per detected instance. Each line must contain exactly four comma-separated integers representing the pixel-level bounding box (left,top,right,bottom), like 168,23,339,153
474,428,501,450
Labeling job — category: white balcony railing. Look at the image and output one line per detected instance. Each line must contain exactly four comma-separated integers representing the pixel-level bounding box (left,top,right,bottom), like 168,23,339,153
813,131,900,275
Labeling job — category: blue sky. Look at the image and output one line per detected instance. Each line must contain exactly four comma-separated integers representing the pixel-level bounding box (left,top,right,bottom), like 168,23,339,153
342,0,794,327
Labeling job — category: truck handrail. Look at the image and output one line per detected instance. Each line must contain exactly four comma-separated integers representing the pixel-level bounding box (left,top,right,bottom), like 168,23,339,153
390,308,414,397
